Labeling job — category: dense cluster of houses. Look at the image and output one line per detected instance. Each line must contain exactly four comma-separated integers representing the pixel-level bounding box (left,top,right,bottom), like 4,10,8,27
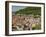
12,15,41,31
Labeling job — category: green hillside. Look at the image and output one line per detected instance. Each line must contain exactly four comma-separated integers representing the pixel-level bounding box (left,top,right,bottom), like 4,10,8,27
14,7,41,16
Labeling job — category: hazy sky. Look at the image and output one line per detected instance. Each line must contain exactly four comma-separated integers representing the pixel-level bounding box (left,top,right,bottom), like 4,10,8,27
12,6,27,12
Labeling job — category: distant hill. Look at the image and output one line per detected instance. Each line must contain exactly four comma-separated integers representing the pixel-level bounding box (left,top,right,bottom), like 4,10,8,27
13,7,41,16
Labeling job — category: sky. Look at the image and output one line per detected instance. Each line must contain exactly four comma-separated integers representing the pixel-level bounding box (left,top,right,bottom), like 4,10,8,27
12,6,27,12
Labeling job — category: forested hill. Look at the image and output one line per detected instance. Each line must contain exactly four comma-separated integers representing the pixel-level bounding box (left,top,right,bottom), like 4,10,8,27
14,7,41,15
